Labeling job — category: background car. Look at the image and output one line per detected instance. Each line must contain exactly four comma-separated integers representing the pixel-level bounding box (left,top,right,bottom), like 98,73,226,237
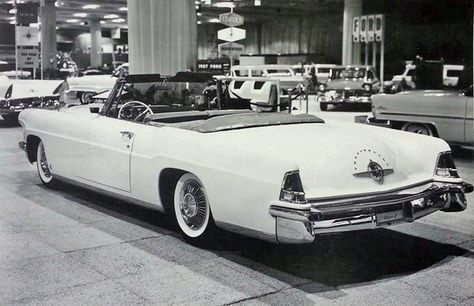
0,78,66,122
229,64,305,93
370,68,473,146
317,65,380,111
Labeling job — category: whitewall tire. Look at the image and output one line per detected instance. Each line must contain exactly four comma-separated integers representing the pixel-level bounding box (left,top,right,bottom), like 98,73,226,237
173,173,213,242
401,123,434,136
36,140,56,187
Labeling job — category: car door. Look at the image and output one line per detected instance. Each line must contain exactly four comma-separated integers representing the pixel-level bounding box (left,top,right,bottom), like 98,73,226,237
73,115,143,192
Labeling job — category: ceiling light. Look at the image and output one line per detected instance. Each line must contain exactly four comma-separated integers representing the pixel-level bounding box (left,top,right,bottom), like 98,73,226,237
9,20,15,24
209,18,220,23
83,4,100,9
66,19,80,23
196,12,202,16
9,8,16,14
111,18,125,23
7,16,15,20
197,21,202,24
100,20,106,24
104,14,119,19
214,2,235,8
73,13,87,17
118,7,127,11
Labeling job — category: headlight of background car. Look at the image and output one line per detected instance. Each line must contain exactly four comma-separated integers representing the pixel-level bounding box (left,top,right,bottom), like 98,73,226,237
279,170,307,204
363,84,372,92
435,152,459,178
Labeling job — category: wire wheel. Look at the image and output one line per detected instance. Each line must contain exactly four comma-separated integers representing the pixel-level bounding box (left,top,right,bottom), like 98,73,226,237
174,173,210,239
36,140,53,185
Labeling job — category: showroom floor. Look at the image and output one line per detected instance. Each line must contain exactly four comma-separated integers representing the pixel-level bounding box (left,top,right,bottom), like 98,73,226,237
1,103,473,305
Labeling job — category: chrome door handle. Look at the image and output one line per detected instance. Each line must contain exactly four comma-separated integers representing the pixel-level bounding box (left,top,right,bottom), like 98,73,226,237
120,131,134,139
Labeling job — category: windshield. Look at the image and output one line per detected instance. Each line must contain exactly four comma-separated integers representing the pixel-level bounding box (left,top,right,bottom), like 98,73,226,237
331,68,366,80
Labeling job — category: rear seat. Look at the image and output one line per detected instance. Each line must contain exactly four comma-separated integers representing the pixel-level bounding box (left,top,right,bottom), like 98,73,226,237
229,80,275,104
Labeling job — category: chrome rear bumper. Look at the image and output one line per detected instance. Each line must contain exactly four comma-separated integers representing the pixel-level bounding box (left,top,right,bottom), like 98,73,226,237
269,181,472,244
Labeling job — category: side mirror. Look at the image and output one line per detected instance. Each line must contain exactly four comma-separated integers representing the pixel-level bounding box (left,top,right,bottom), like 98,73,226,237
89,106,100,113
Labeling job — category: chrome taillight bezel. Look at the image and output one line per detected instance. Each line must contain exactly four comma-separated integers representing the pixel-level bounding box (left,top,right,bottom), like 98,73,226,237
279,170,307,204
434,151,460,179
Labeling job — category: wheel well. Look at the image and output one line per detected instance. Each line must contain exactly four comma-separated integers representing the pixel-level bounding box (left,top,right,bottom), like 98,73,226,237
159,168,186,213
393,121,439,137
26,135,40,163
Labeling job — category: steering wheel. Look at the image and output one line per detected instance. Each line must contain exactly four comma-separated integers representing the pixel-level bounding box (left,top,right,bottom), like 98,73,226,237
118,101,154,121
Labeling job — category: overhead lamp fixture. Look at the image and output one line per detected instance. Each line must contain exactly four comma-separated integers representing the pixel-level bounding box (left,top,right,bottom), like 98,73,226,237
214,2,235,8
118,7,127,11
209,18,220,23
197,20,202,24
196,12,202,16
104,14,120,19
111,18,125,23
7,16,15,20
254,0,261,5
100,20,106,24
66,19,80,23
9,8,16,14
9,20,15,24
73,13,87,17
55,1,64,7
83,4,100,9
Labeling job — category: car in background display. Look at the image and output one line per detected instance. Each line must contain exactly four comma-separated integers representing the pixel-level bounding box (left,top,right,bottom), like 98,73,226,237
384,63,464,94
0,78,66,122
67,63,129,104
230,65,305,93
17,71,472,245
317,65,381,111
292,64,336,84
370,69,473,146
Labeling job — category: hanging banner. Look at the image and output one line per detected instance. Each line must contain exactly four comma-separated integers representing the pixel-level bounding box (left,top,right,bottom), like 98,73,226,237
367,15,375,42
375,14,384,42
352,16,360,43
16,26,39,46
359,16,367,43
218,42,245,57
218,27,246,42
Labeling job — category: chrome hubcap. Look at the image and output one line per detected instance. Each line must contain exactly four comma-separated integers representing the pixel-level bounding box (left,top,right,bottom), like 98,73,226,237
39,145,51,178
179,181,207,230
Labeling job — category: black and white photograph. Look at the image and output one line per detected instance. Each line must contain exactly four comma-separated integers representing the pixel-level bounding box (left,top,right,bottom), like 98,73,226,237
0,0,473,305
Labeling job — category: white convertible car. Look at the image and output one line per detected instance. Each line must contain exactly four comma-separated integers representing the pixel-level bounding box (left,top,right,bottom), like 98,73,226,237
18,73,472,245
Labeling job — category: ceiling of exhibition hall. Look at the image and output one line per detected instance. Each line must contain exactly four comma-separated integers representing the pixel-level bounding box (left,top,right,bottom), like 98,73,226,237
0,0,344,29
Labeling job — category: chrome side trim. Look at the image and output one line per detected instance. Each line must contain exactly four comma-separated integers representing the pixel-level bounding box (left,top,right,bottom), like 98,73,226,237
53,174,165,213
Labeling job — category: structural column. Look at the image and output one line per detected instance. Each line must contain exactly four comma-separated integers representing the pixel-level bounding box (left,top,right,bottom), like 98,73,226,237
40,0,57,79
342,0,362,65
89,19,102,68
127,0,197,74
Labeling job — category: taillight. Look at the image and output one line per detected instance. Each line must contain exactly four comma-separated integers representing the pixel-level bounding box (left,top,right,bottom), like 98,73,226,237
435,152,459,178
279,170,307,204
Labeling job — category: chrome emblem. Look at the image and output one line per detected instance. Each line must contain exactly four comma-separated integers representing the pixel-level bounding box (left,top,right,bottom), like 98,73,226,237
353,149,394,184
367,160,384,183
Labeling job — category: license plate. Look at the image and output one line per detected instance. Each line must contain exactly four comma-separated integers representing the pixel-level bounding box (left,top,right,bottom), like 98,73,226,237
377,210,403,224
